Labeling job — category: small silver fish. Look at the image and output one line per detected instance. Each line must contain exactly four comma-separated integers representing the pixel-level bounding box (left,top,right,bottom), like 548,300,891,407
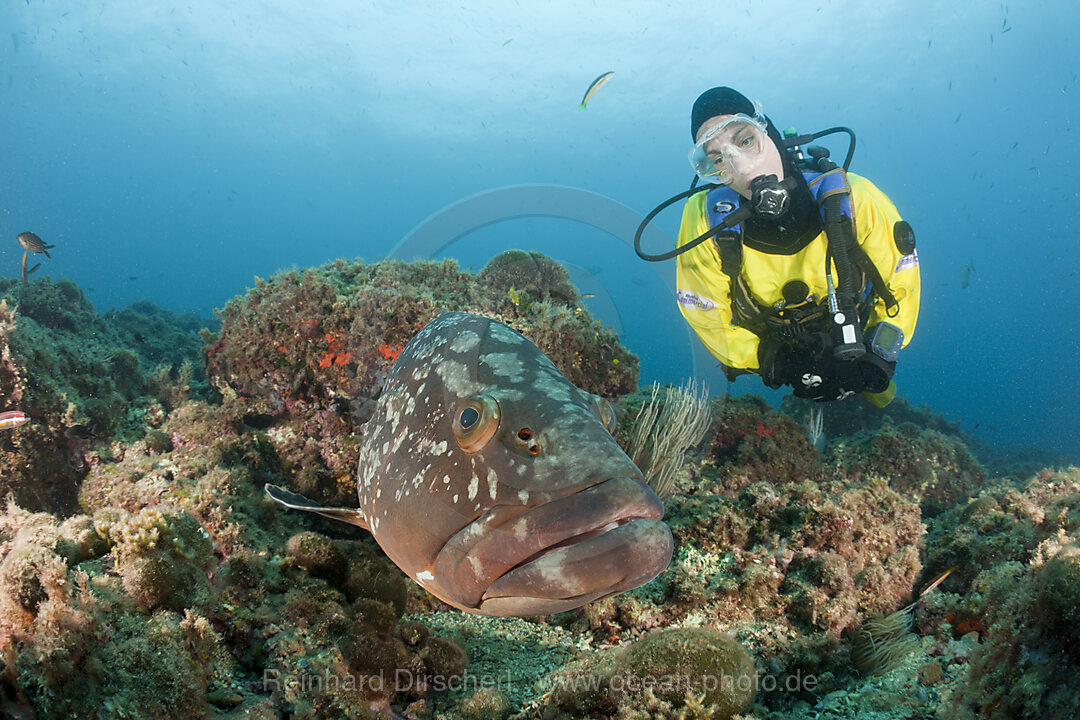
17,231,55,258
267,312,672,616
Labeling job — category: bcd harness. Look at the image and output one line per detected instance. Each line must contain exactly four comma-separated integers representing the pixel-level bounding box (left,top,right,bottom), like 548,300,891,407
704,168,901,371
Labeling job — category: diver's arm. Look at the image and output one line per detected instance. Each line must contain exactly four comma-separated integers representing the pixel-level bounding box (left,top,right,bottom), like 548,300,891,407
674,194,759,370
850,174,921,347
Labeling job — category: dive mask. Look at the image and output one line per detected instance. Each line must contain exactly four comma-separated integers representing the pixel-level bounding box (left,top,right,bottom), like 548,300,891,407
689,102,769,186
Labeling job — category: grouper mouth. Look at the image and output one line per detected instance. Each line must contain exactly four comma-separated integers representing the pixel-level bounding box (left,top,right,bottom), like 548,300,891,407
432,476,674,616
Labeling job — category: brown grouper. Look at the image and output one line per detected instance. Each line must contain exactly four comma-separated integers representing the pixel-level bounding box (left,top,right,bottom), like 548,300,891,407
266,311,673,616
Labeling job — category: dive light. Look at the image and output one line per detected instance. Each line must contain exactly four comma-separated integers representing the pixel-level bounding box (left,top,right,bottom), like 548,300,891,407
825,273,865,361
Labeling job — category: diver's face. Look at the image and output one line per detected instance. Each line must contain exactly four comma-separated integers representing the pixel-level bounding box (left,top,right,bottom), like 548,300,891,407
696,114,785,199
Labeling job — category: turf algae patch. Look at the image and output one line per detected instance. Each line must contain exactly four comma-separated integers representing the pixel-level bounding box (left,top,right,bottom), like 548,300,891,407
1038,544,1080,648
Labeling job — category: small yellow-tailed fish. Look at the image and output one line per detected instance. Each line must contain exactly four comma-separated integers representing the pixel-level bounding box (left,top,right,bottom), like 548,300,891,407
0,411,29,430
579,71,614,109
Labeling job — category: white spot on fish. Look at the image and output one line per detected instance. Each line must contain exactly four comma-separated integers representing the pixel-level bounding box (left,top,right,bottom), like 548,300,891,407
495,389,526,402
436,359,481,397
487,468,498,500
489,324,525,344
393,434,409,457
536,378,574,403
534,553,581,592
416,570,434,582
467,476,479,501
414,339,441,361
481,351,526,381
449,329,481,354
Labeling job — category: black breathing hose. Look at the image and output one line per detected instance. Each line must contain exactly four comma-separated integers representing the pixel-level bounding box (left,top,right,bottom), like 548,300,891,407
823,194,858,297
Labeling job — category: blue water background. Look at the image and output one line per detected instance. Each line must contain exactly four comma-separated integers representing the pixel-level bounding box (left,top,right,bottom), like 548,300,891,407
1,1,1077,460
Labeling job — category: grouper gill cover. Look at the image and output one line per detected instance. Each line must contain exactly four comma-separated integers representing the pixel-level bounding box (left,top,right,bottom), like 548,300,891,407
268,311,673,616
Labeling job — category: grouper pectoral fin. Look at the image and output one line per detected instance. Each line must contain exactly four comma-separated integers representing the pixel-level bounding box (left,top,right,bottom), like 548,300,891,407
264,483,370,531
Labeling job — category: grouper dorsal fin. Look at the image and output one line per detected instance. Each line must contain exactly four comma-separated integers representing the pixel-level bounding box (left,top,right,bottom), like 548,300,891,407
264,483,370,531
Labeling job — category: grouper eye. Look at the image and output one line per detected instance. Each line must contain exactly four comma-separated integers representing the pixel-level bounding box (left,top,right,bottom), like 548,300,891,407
595,396,617,434
453,395,501,452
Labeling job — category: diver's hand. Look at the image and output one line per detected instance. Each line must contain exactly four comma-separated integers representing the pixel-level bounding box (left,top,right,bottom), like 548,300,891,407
757,337,895,401
756,337,789,389
792,353,895,402
758,339,828,393
853,352,895,394
758,337,835,395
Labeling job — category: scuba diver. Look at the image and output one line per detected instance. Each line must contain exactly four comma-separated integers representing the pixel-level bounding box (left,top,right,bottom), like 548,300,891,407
636,87,920,405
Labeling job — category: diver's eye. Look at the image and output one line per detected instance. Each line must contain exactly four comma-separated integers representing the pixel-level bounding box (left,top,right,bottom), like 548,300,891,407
452,395,500,453
594,396,617,434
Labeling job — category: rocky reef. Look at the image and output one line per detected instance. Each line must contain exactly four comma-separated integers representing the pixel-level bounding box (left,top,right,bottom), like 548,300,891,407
0,258,1077,720
202,251,636,506
0,277,211,516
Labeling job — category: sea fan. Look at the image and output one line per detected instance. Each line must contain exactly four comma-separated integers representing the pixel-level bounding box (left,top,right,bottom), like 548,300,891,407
626,380,712,498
